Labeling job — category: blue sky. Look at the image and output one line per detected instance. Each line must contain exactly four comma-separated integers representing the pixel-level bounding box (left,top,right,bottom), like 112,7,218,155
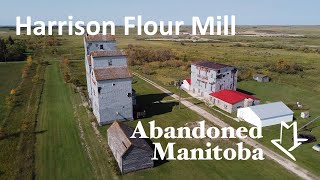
1,0,319,25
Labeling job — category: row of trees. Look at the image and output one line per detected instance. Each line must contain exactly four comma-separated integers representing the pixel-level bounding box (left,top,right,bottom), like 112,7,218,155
0,36,27,62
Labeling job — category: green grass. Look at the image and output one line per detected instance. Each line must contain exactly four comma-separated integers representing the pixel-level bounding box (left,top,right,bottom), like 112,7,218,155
97,76,299,180
0,61,46,179
35,62,94,180
0,62,25,122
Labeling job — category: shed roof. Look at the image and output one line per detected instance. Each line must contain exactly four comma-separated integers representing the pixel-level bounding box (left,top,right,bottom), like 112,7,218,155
248,102,294,120
94,66,132,81
192,61,235,70
253,74,268,78
85,34,116,42
107,121,153,157
210,90,259,104
90,50,127,58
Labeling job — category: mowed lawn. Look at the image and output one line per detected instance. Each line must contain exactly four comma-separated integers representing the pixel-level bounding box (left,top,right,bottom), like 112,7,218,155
98,76,299,180
35,62,94,180
0,62,25,122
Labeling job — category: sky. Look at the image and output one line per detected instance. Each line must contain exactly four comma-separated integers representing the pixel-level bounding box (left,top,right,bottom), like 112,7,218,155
0,0,319,26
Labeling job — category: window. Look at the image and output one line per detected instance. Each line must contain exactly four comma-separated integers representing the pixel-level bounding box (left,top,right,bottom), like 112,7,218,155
127,93,132,97
112,83,115,86
98,87,102,94
100,44,104,50
108,59,112,66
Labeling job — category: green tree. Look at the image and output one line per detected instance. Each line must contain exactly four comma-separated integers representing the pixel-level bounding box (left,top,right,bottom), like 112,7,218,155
0,38,8,62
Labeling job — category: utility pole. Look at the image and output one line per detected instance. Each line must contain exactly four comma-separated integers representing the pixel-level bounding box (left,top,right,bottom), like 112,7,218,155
298,115,320,132
177,80,183,109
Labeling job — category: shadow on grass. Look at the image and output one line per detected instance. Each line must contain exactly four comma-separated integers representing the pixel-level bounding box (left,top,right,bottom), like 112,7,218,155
236,88,255,95
0,132,21,141
144,138,169,167
136,93,178,118
34,130,48,134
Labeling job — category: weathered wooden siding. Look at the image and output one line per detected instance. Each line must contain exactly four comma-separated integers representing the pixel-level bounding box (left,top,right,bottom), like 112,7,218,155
122,147,153,174
92,56,127,69
98,78,133,125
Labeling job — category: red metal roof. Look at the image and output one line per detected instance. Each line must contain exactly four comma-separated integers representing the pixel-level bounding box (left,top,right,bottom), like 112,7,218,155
209,90,259,104
186,78,191,85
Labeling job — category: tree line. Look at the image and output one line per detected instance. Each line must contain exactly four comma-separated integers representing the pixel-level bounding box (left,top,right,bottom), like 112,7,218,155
0,36,27,62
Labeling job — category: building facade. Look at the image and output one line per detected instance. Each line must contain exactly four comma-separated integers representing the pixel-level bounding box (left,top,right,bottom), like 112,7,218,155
190,61,237,98
84,34,134,125
209,90,260,113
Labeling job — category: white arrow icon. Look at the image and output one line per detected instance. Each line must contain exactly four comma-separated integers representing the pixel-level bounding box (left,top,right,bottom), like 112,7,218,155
271,121,308,161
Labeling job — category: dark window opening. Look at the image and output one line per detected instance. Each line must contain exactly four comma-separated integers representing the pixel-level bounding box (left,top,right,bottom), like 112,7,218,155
127,93,132,97
112,83,115,86
108,60,112,66
122,142,127,148
98,87,102,94
100,44,103,49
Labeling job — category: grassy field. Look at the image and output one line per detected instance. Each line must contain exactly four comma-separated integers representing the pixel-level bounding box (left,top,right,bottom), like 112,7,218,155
0,60,46,179
35,61,117,180
35,62,93,179
97,76,299,180
0,62,25,122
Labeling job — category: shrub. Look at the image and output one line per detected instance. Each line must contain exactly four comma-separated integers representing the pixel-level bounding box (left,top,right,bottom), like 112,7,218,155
267,60,303,74
142,65,155,75
10,89,17,95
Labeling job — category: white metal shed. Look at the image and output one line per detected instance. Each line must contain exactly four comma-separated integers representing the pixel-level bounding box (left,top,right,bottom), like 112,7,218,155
237,102,294,127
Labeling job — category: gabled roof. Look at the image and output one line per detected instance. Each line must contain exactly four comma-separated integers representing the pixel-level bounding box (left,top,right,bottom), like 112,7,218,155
210,90,259,104
85,34,116,42
94,66,132,81
247,102,294,120
107,121,153,157
90,50,127,58
192,61,235,70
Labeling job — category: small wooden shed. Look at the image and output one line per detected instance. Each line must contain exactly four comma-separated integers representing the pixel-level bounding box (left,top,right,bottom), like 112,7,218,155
253,74,270,82
107,121,154,174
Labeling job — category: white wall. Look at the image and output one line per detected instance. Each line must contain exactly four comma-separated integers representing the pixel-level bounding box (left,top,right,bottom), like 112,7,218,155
181,80,190,91
237,107,293,127
261,115,293,127
237,108,262,127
